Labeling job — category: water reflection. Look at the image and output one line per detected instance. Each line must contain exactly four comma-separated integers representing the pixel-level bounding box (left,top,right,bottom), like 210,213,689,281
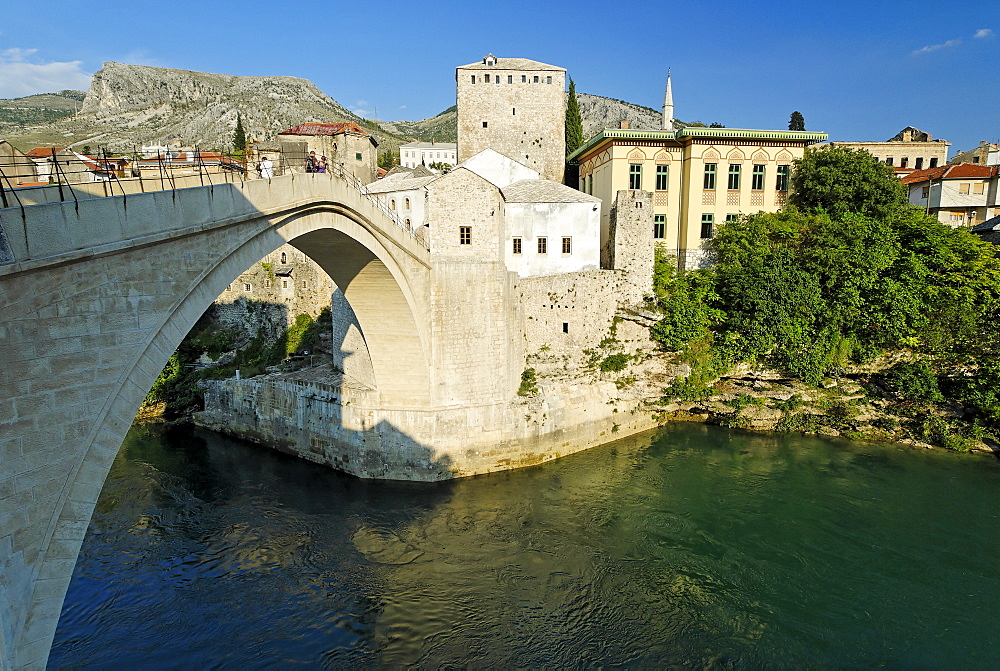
52,423,1000,668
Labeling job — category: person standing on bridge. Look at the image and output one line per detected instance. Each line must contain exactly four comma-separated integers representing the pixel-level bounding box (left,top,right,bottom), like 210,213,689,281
305,151,317,173
316,156,328,173
259,156,274,179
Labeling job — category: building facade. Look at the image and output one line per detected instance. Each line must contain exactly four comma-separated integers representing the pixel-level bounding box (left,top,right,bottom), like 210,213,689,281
456,54,566,182
822,127,950,175
569,126,826,269
399,141,457,170
276,122,378,183
902,164,999,228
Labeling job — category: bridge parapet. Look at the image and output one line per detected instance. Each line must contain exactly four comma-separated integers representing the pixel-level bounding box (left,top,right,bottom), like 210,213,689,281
0,170,428,273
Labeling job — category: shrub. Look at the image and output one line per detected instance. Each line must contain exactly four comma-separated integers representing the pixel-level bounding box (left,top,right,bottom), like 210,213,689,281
518,368,538,396
599,353,630,372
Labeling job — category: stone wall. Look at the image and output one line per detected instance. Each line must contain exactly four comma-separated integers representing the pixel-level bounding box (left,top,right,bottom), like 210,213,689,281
426,167,523,405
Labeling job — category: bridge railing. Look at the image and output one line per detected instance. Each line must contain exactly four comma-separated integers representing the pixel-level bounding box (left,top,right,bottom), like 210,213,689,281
0,144,422,242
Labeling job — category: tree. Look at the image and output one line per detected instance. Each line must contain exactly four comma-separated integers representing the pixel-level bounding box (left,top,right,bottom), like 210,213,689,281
709,122,726,128
788,146,906,221
565,78,583,156
233,113,246,154
788,111,805,131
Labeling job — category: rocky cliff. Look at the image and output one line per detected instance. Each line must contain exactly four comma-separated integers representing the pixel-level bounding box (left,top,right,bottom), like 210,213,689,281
3,62,405,153
2,63,687,156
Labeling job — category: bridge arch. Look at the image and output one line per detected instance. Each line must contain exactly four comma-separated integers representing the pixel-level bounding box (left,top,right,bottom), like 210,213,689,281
0,175,433,669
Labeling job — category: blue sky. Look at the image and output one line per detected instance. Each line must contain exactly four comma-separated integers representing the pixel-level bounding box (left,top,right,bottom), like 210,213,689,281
1,0,996,154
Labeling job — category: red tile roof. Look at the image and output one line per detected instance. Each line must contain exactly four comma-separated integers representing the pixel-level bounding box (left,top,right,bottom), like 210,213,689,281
902,163,997,184
25,147,66,158
278,122,369,136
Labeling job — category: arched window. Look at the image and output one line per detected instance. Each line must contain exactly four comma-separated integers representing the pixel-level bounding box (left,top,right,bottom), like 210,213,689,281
280,252,287,264
404,198,410,209
405,218,411,230
390,199,396,210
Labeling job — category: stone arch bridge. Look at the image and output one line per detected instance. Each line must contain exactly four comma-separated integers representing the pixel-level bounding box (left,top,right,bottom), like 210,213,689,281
0,166,659,669
0,168,532,669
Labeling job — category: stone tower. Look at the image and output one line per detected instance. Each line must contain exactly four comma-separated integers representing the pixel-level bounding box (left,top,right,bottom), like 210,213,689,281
456,53,567,182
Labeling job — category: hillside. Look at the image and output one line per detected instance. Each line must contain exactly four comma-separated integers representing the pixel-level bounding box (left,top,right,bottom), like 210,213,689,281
1,63,691,158
0,90,85,126
1,63,410,155
377,93,686,146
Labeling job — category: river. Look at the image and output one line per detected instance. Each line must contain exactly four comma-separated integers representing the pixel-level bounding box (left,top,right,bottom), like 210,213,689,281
50,422,1000,668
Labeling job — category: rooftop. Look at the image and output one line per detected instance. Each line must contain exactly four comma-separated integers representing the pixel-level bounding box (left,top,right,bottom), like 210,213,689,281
901,163,998,184
458,55,564,71
364,173,437,194
568,127,829,161
278,122,370,136
400,141,457,150
502,179,601,204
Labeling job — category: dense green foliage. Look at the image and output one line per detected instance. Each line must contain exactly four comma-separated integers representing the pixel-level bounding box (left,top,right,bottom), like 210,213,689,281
565,79,584,157
145,308,331,418
788,111,805,131
789,146,906,220
650,147,1000,445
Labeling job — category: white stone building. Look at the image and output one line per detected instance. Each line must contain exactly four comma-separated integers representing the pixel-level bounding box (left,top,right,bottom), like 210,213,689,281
366,149,600,276
502,179,601,276
902,163,999,228
399,141,457,170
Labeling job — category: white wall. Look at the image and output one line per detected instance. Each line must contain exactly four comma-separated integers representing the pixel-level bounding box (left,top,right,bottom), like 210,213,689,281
504,201,601,276
459,149,539,188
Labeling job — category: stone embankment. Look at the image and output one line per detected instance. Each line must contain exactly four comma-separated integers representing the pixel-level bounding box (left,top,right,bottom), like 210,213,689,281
648,366,999,455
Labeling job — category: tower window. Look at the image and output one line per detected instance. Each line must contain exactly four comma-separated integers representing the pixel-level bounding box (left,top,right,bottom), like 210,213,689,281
244,283,252,292
546,76,552,84
460,226,471,245
471,75,476,84
512,108,516,115
522,75,527,82
513,237,522,254
280,252,287,263
930,158,938,168
916,157,924,170
562,237,572,254
485,74,491,83
886,157,894,166
533,75,539,83
482,121,488,128
562,323,569,333
538,237,547,254
508,75,513,83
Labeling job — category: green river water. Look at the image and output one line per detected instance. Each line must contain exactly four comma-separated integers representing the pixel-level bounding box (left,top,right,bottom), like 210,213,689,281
50,422,1000,668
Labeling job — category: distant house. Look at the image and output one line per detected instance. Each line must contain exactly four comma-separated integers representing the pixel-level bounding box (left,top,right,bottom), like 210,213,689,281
134,150,243,176
972,215,1000,245
275,122,377,183
902,163,999,228
399,141,457,171
820,127,951,176
24,147,129,183
950,141,999,166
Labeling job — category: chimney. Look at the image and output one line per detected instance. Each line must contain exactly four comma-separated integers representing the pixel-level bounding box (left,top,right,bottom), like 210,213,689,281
902,130,912,142
620,120,630,130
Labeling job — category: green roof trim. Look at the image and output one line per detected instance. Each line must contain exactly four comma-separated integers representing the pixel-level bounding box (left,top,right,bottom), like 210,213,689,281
568,127,829,162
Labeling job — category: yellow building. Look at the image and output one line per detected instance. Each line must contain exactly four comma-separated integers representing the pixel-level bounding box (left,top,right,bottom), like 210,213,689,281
569,125,827,268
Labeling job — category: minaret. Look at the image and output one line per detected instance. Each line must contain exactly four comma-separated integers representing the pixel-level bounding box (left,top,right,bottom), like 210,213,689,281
662,69,674,130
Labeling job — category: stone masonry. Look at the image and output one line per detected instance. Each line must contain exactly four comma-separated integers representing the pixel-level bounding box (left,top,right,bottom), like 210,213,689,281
456,55,566,183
